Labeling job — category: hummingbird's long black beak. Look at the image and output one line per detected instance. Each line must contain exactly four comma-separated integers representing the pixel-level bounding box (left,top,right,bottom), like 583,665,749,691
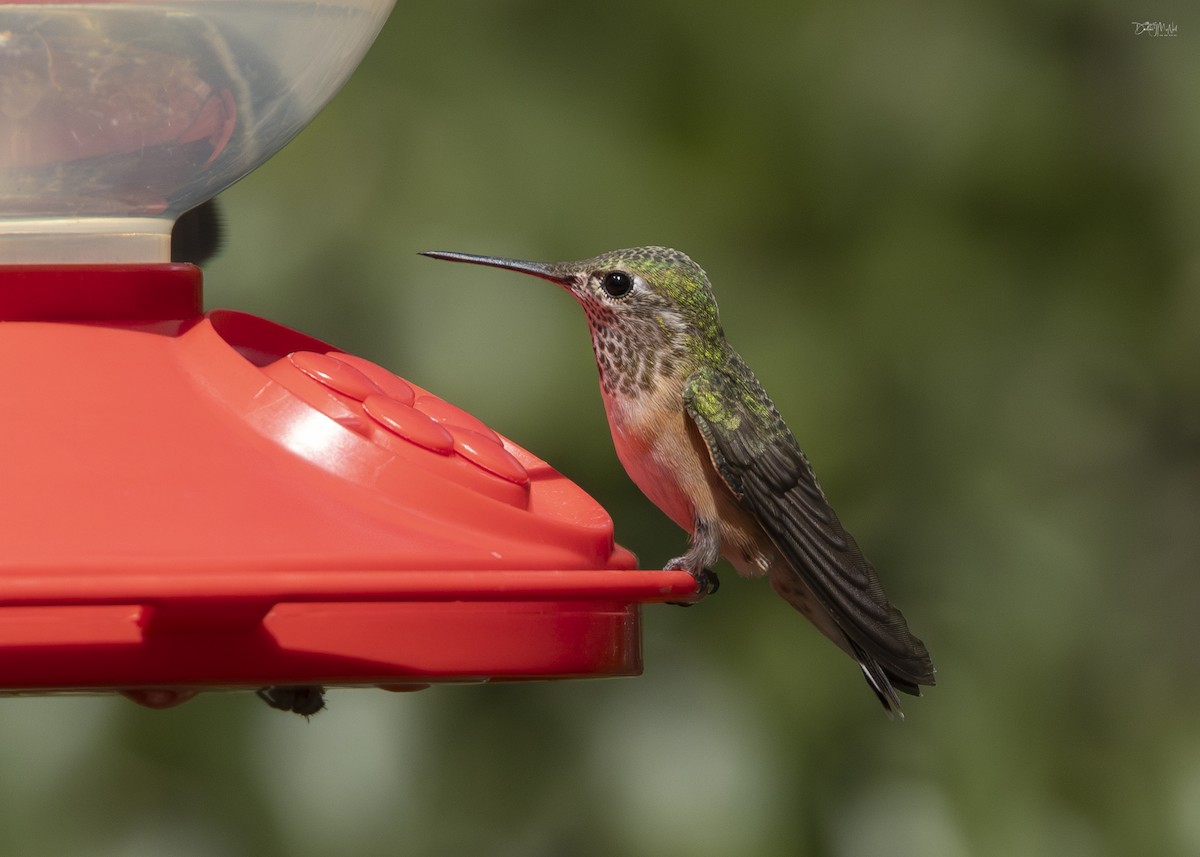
419,251,572,286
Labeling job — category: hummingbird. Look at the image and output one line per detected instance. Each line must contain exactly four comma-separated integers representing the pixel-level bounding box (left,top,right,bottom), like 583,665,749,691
421,246,935,716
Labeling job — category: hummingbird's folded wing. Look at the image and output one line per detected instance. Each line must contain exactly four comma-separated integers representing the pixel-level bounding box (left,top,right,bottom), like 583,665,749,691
682,365,935,694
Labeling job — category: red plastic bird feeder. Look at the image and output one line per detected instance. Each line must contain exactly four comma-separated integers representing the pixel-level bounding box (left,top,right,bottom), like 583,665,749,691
0,0,695,706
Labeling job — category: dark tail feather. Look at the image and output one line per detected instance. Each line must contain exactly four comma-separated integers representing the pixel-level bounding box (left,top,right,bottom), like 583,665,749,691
849,639,928,720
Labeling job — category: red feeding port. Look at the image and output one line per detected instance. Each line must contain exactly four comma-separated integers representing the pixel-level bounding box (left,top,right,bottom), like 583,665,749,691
0,264,697,705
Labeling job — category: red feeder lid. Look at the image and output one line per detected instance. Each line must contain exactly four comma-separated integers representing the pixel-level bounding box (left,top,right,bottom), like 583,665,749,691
0,265,697,703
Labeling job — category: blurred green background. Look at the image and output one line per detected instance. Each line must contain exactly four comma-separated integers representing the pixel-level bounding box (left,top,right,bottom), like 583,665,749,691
4,1,1200,855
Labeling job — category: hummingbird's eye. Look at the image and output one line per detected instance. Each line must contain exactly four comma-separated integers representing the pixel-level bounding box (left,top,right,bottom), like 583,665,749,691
601,271,634,299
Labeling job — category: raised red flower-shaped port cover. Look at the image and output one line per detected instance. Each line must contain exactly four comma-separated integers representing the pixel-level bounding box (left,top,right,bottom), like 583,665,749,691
0,265,698,705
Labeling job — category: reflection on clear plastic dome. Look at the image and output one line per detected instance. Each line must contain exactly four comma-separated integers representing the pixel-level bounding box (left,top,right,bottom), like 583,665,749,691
0,0,394,261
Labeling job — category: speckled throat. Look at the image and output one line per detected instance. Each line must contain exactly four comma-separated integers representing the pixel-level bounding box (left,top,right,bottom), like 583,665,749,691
583,304,692,397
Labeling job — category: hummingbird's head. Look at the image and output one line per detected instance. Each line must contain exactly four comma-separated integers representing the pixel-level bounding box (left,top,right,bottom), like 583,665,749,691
421,246,724,395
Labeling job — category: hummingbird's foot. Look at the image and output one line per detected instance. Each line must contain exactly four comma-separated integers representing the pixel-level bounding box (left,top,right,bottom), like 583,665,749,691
664,559,720,606
256,685,327,717
664,521,722,605
692,567,721,596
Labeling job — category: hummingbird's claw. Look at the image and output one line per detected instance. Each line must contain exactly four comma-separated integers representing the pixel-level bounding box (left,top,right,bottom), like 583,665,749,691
695,567,720,595
664,559,720,606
